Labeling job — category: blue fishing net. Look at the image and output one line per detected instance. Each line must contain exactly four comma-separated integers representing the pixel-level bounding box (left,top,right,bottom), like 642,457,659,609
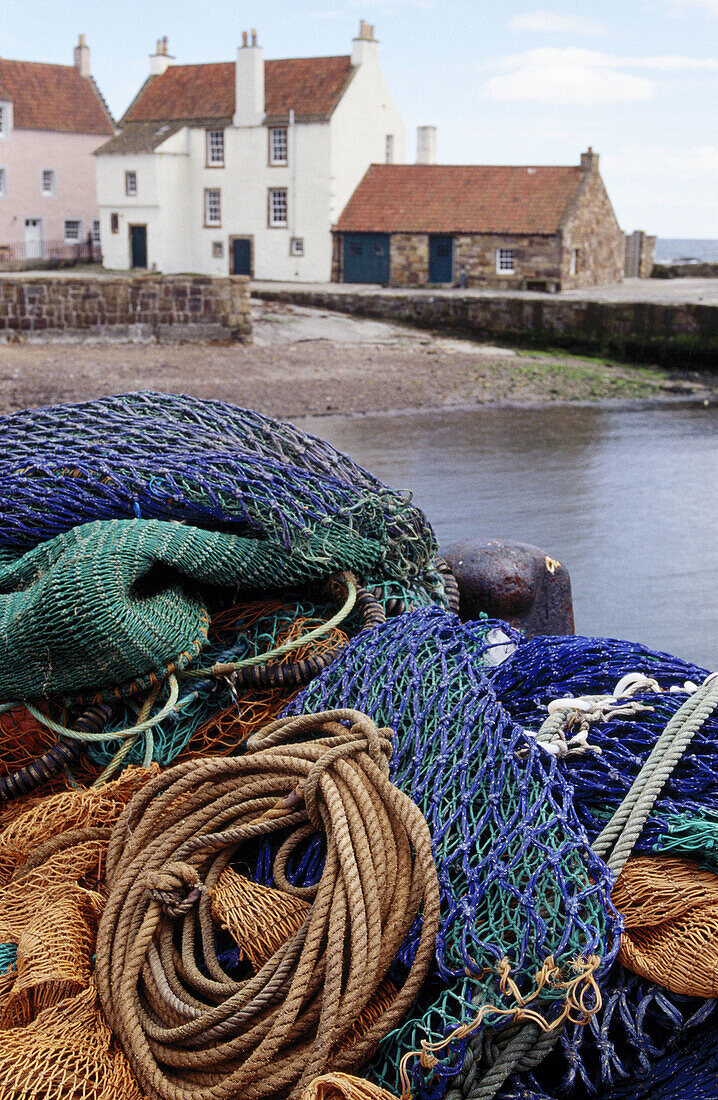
275,607,620,1096
489,634,716,856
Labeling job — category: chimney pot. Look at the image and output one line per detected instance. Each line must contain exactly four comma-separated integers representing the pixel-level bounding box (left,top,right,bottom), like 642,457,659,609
74,34,91,78
580,147,599,172
149,36,174,75
251,28,257,46
242,30,248,47
416,125,437,164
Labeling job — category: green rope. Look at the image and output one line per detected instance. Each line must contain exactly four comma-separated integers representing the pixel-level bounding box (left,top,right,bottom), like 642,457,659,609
183,572,358,679
25,674,180,744
593,672,718,876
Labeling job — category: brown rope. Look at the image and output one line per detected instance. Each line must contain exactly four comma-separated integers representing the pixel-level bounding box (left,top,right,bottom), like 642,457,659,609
96,708,440,1100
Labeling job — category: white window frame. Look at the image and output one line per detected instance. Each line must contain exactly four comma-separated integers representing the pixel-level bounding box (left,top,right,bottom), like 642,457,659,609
268,188,288,227
570,248,578,276
206,129,225,167
0,102,12,138
385,134,394,164
496,248,516,274
0,168,6,197
212,241,224,258
63,218,82,243
290,237,304,256
41,169,56,197
204,188,221,227
125,170,137,197
91,219,101,244
269,127,288,166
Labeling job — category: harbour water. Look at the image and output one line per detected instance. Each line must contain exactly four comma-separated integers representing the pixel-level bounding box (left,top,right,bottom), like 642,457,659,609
299,401,718,670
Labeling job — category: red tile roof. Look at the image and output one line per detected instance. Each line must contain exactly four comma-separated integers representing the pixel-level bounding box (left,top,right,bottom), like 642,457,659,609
124,55,354,123
335,164,586,235
0,59,114,134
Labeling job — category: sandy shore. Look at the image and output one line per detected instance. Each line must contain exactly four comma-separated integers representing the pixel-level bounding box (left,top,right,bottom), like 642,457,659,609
0,299,713,418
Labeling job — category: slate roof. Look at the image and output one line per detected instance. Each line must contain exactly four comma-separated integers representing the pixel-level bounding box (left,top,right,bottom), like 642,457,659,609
122,55,355,125
0,58,114,134
334,164,586,235
95,120,190,156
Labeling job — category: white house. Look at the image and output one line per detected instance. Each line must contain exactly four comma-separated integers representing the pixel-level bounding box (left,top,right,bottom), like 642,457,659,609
95,23,405,280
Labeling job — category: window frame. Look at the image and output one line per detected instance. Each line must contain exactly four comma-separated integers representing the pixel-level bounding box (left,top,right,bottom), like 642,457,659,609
211,241,224,259
91,219,101,245
0,102,11,138
63,218,82,244
268,187,288,228
0,167,6,197
385,134,394,164
569,248,579,276
41,168,56,197
204,187,222,228
124,170,137,197
268,127,288,167
290,237,304,257
496,247,516,274
206,128,225,168
110,212,119,234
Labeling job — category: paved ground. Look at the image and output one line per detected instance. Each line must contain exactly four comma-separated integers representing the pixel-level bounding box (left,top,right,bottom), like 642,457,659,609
0,299,713,418
253,277,718,305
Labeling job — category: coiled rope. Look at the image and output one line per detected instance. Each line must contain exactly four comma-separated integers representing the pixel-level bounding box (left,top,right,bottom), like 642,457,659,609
96,708,441,1100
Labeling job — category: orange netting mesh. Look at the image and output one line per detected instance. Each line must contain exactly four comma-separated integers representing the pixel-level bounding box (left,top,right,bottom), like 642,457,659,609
0,706,67,788
301,1074,399,1100
212,867,311,972
612,854,718,997
0,979,144,1100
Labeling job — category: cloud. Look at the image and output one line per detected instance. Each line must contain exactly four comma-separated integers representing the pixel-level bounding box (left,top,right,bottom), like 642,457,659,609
508,11,606,36
485,48,718,104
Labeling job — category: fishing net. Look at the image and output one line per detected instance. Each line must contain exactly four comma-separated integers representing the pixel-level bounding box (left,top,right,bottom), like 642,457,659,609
611,854,718,997
0,392,442,596
488,634,716,856
273,607,619,1096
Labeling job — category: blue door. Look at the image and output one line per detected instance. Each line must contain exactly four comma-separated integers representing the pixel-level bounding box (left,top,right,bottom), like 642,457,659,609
343,233,390,284
129,224,147,269
232,238,251,275
429,236,454,283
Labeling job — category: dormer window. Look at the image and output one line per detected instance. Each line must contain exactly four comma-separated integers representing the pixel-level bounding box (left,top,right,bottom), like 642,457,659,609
206,129,224,166
269,127,288,166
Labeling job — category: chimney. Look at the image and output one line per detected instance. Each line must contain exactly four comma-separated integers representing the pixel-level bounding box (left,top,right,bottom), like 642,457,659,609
580,146,600,172
74,34,90,78
352,20,379,66
417,126,437,165
234,30,264,127
149,36,174,76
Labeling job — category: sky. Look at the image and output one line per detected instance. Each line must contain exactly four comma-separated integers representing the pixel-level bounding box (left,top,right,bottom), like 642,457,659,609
4,0,718,237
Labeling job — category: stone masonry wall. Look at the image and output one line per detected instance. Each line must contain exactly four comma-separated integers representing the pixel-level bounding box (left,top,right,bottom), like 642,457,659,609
390,234,430,286
253,286,718,372
454,234,562,290
0,275,252,343
561,171,625,290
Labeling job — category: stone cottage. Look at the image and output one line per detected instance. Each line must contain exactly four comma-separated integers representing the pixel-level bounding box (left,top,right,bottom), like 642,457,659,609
0,37,114,259
95,23,405,281
332,146,625,290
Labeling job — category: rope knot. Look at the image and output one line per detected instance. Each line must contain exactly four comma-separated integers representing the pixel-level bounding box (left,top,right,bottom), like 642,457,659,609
145,861,205,918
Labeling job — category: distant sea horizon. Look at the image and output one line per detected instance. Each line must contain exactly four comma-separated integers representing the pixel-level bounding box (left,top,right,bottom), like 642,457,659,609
655,238,718,263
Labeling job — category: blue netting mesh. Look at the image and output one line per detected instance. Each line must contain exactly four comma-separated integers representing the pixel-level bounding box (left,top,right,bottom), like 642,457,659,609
0,942,16,974
489,634,715,855
275,607,620,1095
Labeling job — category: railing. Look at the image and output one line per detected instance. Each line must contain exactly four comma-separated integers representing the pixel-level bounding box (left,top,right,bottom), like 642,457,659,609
0,239,102,271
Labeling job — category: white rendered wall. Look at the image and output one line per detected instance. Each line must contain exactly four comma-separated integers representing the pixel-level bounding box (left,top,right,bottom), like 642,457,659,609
96,152,161,269
329,52,405,225
0,130,105,246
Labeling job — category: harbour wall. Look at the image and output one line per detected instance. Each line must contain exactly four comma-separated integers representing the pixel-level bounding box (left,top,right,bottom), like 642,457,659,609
254,287,718,371
0,275,252,344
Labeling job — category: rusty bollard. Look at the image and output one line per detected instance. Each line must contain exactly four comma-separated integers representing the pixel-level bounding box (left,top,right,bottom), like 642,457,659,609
442,539,575,637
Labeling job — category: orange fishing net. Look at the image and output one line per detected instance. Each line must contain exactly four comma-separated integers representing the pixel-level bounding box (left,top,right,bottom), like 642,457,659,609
212,867,311,971
0,706,65,785
612,854,718,997
301,1074,399,1100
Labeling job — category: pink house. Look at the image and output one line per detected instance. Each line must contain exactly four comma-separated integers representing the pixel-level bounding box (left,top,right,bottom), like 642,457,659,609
0,36,114,258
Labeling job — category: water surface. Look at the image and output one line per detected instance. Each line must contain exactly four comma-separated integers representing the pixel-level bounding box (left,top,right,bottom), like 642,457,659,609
298,402,718,669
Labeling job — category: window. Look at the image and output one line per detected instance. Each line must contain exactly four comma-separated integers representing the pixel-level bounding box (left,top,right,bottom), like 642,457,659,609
496,248,516,274
125,171,137,196
385,134,394,164
92,219,101,244
268,188,288,226
0,168,6,197
0,103,9,137
206,129,224,166
570,248,579,276
204,188,221,226
290,237,304,256
63,219,82,242
269,127,288,166
41,169,56,196
110,212,119,233
212,241,224,258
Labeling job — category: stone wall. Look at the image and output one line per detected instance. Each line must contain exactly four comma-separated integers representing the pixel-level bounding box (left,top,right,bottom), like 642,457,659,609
561,170,625,289
253,286,718,372
454,234,562,290
0,274,252,343
625,231,657,278
390,234,430,286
